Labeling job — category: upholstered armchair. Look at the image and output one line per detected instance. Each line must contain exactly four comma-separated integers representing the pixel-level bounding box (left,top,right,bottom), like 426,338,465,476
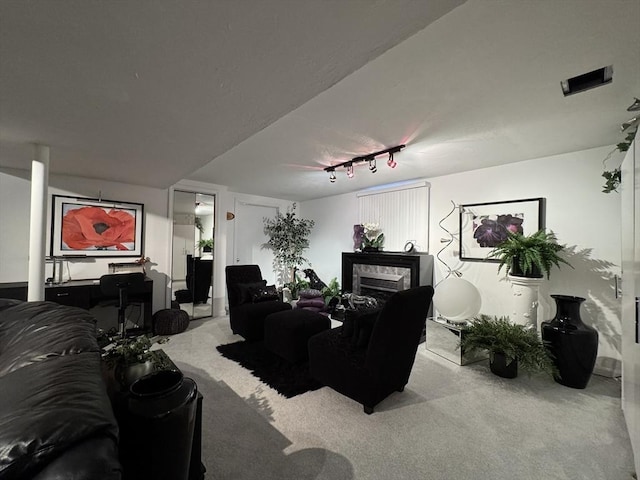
225,265,291,341
308,285,434,414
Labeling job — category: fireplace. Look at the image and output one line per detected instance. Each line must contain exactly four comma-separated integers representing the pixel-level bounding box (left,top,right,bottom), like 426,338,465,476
342,252,434,303
342,252,434,341
353,265,411,302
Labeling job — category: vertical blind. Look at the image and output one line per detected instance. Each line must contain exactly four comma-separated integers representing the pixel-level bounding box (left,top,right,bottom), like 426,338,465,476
357,182,430,252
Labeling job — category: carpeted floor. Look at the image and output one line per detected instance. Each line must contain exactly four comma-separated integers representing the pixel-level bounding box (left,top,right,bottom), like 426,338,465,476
216,340,321,398
160,315,637,480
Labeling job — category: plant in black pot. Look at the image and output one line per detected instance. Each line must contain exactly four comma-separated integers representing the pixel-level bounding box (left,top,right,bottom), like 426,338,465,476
99,330,170,390
459,315,557,379
489,229,572,279
197,238,214,253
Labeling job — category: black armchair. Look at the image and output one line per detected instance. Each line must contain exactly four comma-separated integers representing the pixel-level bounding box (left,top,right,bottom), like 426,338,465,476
225,265,291,341
308,285,434,414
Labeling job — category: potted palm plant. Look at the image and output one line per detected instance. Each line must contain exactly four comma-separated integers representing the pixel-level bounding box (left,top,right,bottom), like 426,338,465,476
489,229,571,279
459,315,557,379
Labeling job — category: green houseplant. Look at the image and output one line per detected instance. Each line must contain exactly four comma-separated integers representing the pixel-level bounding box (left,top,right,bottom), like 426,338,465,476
99,330,170,388
321,277,341,311
197,238,214,252
286,269,310,300
459,315,557,378
263,203,315,285
489,230,571,279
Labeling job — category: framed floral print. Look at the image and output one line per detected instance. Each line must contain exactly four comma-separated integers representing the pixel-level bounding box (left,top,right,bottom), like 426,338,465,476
459,198,544,262
50,195,144,257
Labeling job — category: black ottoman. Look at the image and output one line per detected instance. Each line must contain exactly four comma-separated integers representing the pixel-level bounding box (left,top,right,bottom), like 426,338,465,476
264,309,330,363
153,308,190,335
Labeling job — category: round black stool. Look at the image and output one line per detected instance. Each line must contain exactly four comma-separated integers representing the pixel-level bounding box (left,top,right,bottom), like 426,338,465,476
153,308,190,335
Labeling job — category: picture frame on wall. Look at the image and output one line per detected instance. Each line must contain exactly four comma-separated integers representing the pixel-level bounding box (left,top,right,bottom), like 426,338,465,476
50,194,144,257
459,197,545,262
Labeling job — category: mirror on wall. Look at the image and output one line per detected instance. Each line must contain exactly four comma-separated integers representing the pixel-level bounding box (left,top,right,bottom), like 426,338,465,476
171,190,215,319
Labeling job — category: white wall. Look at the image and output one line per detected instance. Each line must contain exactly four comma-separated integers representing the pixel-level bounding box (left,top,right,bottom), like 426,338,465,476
0,168,171,313
301,145,623,376
301,191,358,285
2,145,623,376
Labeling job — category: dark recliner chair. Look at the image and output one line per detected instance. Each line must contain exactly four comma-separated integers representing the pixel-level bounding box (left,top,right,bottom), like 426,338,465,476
308,285,434,414
225,265,292,341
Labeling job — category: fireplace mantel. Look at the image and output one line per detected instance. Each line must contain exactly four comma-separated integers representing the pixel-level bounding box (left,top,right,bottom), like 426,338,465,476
341,252,434,293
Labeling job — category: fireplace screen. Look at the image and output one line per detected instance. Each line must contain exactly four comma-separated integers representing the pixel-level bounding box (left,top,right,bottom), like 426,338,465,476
353,264,411,302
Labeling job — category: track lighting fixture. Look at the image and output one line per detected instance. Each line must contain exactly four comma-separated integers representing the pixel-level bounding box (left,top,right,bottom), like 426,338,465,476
627,97,640,112
324,144,405,182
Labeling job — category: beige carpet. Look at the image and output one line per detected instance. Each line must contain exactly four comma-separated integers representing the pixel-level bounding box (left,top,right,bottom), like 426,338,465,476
159,315,636,480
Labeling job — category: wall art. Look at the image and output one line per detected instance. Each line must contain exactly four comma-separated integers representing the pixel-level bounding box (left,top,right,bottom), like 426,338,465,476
50,195,144,257
459,197,544,262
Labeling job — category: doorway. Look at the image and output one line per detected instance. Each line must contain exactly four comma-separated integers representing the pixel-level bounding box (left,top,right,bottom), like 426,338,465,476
233,201,277,284
172,190,215,319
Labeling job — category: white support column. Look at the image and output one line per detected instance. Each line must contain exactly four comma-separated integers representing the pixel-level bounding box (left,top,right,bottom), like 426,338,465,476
27,144,50,301
508,274,543,329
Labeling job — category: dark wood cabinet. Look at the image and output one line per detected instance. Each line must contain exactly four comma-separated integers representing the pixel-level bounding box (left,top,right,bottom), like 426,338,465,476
0,279,153,331
45,284,92,309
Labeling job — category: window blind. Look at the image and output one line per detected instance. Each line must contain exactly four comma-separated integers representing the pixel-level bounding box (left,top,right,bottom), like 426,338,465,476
357,182,429,252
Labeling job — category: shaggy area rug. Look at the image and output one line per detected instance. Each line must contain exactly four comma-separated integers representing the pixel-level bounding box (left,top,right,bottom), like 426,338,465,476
216,341,322,398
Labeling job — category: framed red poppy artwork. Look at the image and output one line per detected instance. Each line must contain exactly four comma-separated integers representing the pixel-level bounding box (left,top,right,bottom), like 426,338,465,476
50,195,144,257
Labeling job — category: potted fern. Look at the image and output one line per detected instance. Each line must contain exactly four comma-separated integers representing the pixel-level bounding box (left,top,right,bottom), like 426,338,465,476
489,230,571,279
459,315,557,378
196,238,214,252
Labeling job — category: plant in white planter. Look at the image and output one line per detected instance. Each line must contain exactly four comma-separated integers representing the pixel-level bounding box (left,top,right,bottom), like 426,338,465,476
489,229,572,279
489,230,572,327
263,203,315,286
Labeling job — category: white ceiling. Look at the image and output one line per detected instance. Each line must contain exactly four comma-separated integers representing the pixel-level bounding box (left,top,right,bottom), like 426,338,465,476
1,1,639,202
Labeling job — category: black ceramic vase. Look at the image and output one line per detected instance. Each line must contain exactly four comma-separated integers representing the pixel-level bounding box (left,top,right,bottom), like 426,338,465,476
120,370,198,480
541,295,598,389
489,351,518,378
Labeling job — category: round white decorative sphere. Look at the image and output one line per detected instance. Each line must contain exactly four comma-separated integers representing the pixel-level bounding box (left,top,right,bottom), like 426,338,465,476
433,277,482,321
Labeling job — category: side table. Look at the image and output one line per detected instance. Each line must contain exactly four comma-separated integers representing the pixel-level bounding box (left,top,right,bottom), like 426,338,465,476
109,349,206,480
425,317,487,366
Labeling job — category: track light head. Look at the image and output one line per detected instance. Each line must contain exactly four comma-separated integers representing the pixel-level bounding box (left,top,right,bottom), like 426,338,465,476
368,157,377,173
328,169,336,183
387,152,397,168
346,163,354,178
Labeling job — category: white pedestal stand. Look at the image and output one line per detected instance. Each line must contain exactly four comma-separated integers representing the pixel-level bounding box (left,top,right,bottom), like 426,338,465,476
508,274,543,329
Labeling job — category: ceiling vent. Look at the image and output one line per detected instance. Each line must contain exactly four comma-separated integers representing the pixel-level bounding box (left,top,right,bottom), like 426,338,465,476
560,65,613,96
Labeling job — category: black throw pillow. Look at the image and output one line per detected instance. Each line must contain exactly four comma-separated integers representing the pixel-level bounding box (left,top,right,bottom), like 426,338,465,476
251,284,279,303
236,280,267,304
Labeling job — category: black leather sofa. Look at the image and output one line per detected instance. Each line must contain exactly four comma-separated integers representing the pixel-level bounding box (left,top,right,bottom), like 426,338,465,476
0,299,121,480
